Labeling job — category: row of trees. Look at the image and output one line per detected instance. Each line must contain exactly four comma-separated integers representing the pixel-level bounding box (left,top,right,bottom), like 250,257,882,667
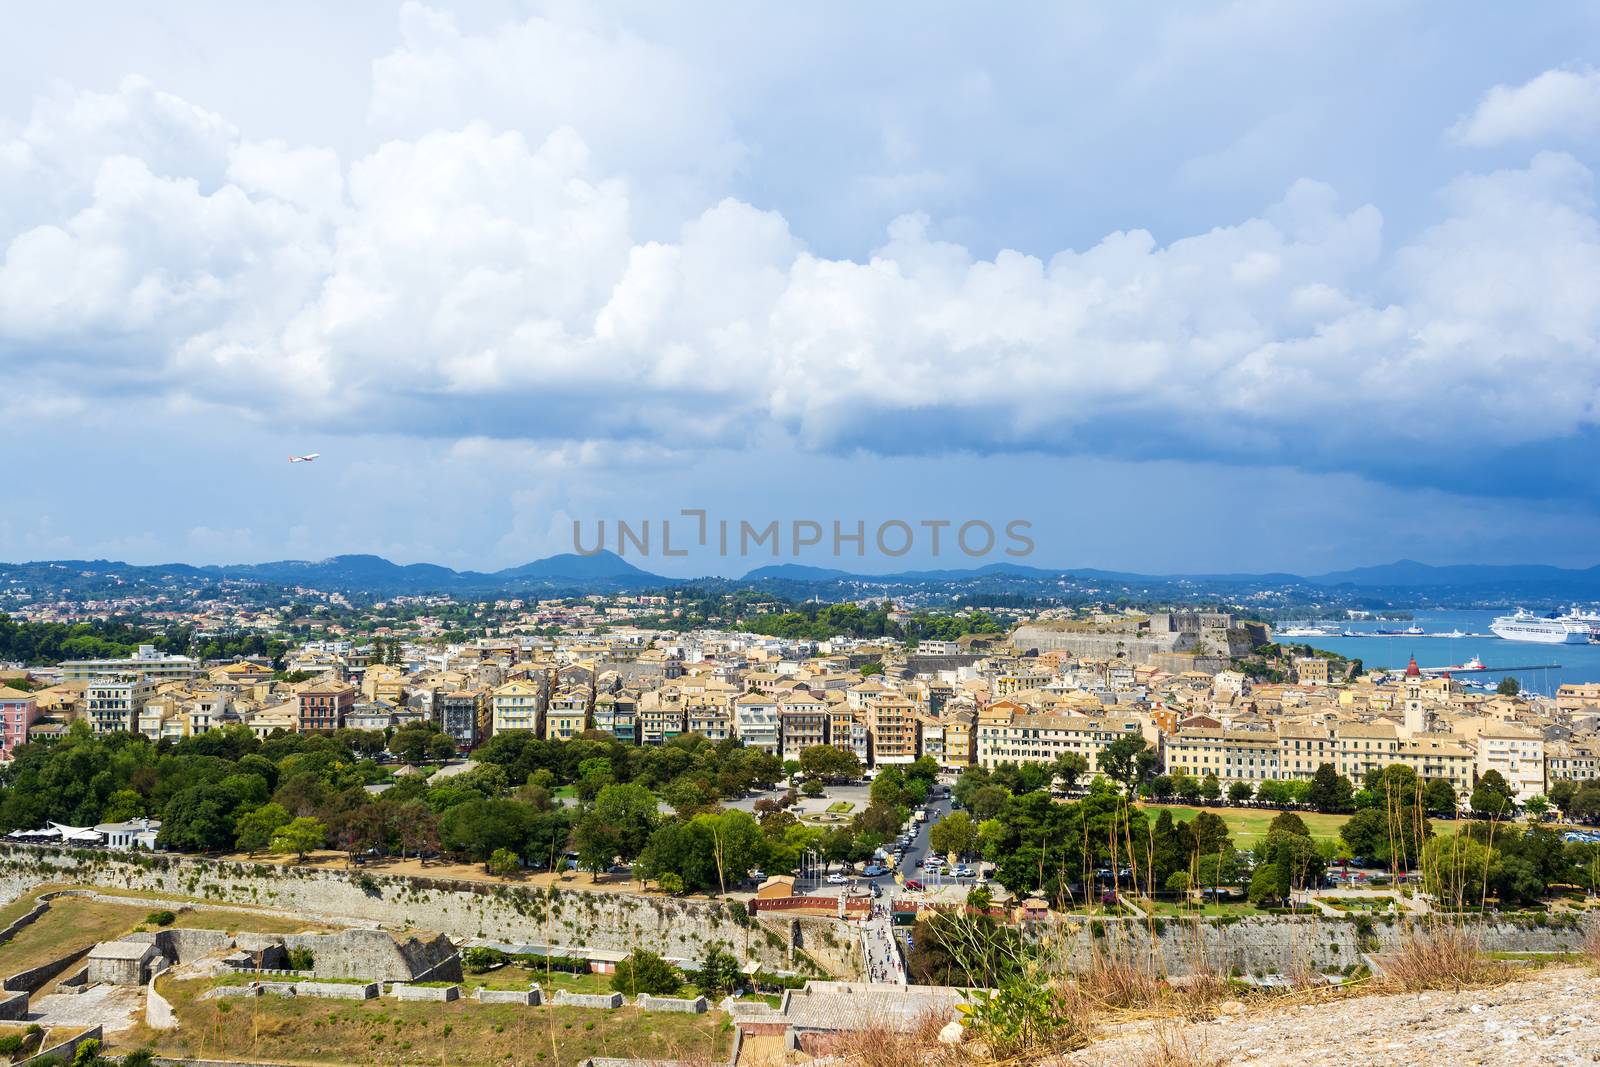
0,613,287,668
737,600,1003,643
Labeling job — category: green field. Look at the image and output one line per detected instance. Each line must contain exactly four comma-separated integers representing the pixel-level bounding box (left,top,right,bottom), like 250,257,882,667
1142,804,1350,845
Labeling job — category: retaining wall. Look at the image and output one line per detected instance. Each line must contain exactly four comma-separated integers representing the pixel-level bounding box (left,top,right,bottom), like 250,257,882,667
3,948,87,993
551,990,624,1009
1034,911,1596,976
476,985,542,1005
388,982,459,1001
635,994,707,1013
0,846,789,969
0,901,49,948
21,1025,101,1067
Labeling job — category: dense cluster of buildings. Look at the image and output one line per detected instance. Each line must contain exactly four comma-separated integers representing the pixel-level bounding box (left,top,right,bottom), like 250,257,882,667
3,613,1599,807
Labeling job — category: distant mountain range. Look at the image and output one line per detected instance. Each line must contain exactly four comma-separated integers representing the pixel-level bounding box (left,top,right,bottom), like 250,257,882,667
5,553,1600,601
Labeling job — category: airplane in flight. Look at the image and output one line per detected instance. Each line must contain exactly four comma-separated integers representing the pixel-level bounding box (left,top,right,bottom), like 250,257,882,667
288,453,321,463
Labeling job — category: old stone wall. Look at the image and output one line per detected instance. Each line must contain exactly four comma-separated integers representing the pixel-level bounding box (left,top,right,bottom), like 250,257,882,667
1038,912,1595,976
477,985,541,1005
0,846,794,969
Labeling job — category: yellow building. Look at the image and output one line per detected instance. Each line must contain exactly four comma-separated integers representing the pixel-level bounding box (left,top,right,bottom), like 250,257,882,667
491,679,545,735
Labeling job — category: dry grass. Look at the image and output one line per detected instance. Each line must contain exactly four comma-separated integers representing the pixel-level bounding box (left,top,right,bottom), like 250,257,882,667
1379,926,1509,992
1583,922,1600,972
125,975,730,1067
812,1011,966,1067
1077,956,1163,1010
1128,1024,1225,1067
0,898,146,976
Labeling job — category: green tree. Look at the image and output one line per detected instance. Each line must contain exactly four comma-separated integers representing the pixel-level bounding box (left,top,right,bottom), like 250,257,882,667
1497,676,1520,696
1267,811,1309,838
101,789,145,823
1049,752,1089,792
1307,763,1354,813
929,810,978,859
486,847,520,877
438,798,531,863
1199,773,1221,802
1227,781,1254,805
696,944,741,997
968,784,1012,821
798,745,861,782
572,813,621,881
590,782,660,862
1471,770,1516,818
270,816,327,862
1248,862,1282,907
157,785,241,852
1423,777,1459,816
234,802,290,856
1421,833,1494,907
611,950,681,996
1099,735,1155,796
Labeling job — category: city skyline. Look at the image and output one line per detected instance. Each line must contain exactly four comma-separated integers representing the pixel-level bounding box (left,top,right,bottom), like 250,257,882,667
4,2,1600,573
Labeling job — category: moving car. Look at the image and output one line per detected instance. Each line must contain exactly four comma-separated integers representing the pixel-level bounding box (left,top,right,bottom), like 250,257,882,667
826,872,847,885
863,864,886,877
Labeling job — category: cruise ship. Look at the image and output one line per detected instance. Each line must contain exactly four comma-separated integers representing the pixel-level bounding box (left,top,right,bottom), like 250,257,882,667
1490,609,1592,645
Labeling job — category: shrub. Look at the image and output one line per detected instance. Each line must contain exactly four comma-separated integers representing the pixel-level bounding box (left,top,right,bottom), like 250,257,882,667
961,977,1091,1058
463,947,508,973
610,950,681,997
286,947,315,971
146,910,176,927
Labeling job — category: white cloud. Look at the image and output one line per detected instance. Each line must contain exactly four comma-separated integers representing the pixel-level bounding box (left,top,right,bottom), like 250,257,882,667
1450,67,1600,147
2,26,1600,504
368,2,742,231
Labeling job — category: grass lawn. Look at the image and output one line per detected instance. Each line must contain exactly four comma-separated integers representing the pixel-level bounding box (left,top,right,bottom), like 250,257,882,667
123,976,732,1067
0,898,147,976
825,801,854,814
1142,804,1350,845
1137,898,1271,919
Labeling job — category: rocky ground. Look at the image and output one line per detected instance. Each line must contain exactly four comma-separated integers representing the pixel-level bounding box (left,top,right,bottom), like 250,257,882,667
1062,966,1600,1066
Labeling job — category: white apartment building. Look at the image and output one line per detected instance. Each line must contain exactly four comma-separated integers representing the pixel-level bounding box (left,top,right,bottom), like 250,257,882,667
733,695,781,755
62,645,200,685
86,677,156,735
1476,726,1546,802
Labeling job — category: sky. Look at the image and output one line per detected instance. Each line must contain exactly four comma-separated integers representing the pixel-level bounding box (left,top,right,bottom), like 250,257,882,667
3,1,1600,578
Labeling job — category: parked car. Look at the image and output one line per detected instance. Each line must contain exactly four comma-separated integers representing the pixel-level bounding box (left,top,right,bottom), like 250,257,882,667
905,879,925,892
863,864,886,878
